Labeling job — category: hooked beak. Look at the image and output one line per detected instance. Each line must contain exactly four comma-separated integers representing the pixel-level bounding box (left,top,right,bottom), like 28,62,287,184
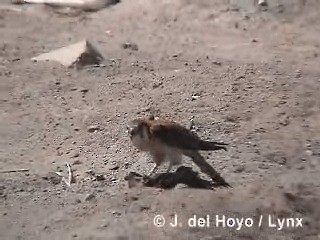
127,126,134,138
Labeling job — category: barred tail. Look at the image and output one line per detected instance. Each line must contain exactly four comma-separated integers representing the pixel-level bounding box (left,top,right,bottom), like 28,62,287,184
183,150,231,187
198,140,228,151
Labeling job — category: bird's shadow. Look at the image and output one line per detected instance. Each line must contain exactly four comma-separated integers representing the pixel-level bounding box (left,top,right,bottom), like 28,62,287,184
125,166,227,190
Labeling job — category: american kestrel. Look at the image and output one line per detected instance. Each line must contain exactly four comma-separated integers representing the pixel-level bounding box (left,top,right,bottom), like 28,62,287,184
127,117,230,187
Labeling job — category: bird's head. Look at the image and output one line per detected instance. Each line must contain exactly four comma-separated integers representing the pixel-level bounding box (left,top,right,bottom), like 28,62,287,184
127,119,151,149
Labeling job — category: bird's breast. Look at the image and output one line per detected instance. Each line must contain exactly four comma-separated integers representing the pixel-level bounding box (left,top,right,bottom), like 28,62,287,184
130,134,150,151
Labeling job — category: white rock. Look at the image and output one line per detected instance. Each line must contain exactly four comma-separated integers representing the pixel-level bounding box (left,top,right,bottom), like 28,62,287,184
258,0,268,6
32,40,104,68
12,0,119,12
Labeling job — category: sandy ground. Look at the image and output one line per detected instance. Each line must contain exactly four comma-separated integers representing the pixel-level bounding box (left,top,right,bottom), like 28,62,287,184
0,0,320,239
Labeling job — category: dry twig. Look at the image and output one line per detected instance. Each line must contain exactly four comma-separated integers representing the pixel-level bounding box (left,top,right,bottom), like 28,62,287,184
0,169,30,173
55,162,75,187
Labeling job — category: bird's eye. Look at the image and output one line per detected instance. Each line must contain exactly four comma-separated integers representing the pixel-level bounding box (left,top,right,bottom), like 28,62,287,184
126,127,136,136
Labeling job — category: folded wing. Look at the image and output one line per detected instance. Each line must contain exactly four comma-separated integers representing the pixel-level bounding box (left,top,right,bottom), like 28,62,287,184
150,121,227,151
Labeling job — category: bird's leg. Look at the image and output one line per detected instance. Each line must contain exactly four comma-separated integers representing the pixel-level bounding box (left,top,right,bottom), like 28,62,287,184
147,163,159,177
148,151,165,177
166,162,173,173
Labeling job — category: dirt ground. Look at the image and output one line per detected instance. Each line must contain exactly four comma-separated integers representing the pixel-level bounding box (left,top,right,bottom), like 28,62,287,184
0,0,320,239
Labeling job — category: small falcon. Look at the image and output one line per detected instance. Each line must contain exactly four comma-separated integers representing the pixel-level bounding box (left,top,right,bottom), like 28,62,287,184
127,117,230,187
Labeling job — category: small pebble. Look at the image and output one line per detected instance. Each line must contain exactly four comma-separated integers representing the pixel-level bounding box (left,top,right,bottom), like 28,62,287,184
79,88,89,93
95,174,105,181
72,159,82,165
306,150,313,156
234,165,246,173
84,193,95,202
71,151,80,158
109,165,119,171
87,125,100,133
